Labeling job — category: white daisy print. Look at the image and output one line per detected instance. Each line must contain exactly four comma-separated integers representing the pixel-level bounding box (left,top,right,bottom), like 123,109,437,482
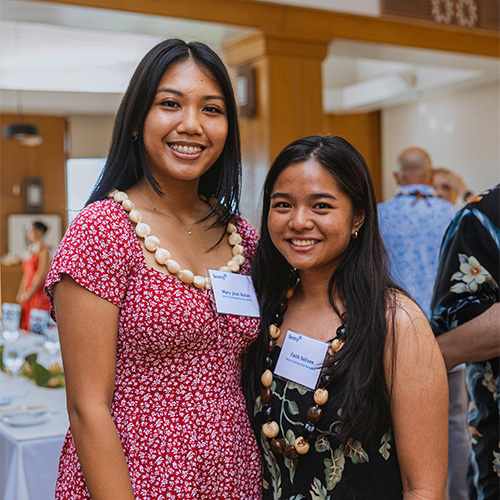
450,254,490,293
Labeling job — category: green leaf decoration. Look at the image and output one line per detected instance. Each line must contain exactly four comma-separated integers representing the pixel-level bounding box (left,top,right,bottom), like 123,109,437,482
310,477,330,500
283,429,298,483
23,352,64,388
260,432,282,500
1,348,64,387
342,439,369,464
288,495,306,500
315,434,331,453
379,430,392,460
324,448,345,490
25,352,38,365
285,429,296,446
287,381,309,396
285,454,298,484
254,395,262,416
287,399,300,415
33,363,53,386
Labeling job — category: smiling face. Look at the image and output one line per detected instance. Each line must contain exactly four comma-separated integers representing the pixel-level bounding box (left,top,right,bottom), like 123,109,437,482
142,59,228,186
268,159,365,278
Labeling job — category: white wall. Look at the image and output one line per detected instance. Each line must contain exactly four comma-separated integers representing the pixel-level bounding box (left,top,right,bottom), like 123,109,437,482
68,115,114,158
381,83,500,201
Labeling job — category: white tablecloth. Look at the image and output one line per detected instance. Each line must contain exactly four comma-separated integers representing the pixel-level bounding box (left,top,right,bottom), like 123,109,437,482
0,367,68,500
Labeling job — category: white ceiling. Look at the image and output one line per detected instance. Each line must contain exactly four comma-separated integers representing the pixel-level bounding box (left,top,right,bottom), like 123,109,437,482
0,0,498,116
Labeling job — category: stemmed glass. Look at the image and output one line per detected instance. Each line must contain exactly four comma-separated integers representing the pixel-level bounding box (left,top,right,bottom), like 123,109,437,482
42,319,60,362
3,340,24,376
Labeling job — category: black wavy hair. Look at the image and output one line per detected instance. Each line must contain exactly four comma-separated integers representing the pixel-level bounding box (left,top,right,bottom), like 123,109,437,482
86,38,241,225
32,221,48,234
243,135,403,443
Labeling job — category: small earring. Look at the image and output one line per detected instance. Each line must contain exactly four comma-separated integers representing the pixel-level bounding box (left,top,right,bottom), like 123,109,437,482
131,136,138,142
352,231,358,239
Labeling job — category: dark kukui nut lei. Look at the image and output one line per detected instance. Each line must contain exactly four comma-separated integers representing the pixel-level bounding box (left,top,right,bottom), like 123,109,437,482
260,278,346,458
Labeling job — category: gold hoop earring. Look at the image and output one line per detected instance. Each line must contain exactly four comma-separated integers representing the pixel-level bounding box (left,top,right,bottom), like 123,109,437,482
352,231,358,239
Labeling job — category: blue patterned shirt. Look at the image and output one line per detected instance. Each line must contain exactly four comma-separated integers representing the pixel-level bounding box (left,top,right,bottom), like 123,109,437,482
378,184,457,318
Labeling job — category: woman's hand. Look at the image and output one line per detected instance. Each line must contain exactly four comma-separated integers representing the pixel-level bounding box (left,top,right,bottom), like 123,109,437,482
386,295,448,500
17,291,30,303
54,275,136,500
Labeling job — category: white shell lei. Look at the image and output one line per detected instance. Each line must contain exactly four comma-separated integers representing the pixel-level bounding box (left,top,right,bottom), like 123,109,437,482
108,190,245,291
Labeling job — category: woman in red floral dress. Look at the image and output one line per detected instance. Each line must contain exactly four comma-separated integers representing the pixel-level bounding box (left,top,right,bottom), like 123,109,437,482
45,39,261,499
17,221,51,330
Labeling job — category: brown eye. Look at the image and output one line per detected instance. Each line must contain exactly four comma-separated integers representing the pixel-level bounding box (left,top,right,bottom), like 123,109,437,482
161,100,179,108
272,202,291,209
314,202,332,209
204,105,224,114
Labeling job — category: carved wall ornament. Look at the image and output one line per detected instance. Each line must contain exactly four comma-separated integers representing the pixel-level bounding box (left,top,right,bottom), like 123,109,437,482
431,0,455,24
456,0,479,27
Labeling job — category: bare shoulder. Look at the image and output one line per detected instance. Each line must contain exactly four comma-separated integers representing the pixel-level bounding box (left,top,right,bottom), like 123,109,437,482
388,291,434,342
385,291,444,377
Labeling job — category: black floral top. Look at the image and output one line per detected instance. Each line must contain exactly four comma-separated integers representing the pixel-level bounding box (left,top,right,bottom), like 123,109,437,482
254,346,403,499
430,184,500,497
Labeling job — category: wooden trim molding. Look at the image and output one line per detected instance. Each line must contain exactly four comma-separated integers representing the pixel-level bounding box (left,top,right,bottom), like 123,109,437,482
34,0,499,57
223,31,329,67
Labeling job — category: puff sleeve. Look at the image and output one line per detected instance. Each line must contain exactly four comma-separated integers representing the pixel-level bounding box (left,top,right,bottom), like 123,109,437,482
45,199,138,319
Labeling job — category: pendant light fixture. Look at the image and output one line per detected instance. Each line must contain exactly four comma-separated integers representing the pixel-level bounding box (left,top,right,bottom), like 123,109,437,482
2,22,43,147
2,90,43,147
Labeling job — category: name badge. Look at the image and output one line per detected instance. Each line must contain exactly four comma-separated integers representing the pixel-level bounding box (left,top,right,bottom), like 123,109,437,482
274,331,329,390
208,270,260,318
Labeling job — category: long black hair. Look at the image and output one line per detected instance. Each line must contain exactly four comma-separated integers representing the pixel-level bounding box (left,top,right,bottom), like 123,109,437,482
86,38,241,225
244,135,403,444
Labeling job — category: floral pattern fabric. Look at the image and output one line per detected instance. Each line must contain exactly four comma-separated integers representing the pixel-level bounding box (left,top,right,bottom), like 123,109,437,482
430,184,500,499
378,184,457,318
45,199,262,500
254,347,403,499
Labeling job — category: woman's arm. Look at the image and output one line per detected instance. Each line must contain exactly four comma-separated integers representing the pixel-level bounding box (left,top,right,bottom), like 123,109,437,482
53,275,135,500
18,247,51,302
386,295,448,500
16,271,27,303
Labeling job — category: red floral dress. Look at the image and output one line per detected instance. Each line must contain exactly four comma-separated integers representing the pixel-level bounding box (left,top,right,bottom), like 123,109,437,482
20,251,51,330
45,199,262,500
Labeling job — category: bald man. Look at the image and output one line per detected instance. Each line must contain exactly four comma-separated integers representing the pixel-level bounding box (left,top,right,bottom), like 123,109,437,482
378,147,469,500
380,146,456,315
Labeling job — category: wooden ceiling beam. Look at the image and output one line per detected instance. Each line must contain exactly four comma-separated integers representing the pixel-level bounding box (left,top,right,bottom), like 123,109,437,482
33,0,499,57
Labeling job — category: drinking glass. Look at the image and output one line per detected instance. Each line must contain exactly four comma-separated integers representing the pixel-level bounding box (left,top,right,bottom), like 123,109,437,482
29,308,49,335
42,319,60,358
1,303,21,340
3,340,24,375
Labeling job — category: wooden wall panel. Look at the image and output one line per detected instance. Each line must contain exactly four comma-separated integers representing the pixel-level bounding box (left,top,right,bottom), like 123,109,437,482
323,112,382,201
225,33,327,224
0,114,67,303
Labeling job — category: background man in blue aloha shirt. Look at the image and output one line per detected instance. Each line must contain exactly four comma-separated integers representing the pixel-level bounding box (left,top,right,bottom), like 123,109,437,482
431,184,500,500
378,146,457,319
379,147,470,499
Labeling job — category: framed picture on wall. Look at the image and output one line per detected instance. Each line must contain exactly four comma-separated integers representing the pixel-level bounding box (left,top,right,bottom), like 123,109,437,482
6,214,62,257
23,177,44,213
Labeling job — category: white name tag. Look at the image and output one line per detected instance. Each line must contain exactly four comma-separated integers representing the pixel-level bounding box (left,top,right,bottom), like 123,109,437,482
208,270,260,318
274,331,330,390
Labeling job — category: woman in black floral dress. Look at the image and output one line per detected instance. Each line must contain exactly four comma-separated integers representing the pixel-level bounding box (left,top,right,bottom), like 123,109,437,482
244,135,448,499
